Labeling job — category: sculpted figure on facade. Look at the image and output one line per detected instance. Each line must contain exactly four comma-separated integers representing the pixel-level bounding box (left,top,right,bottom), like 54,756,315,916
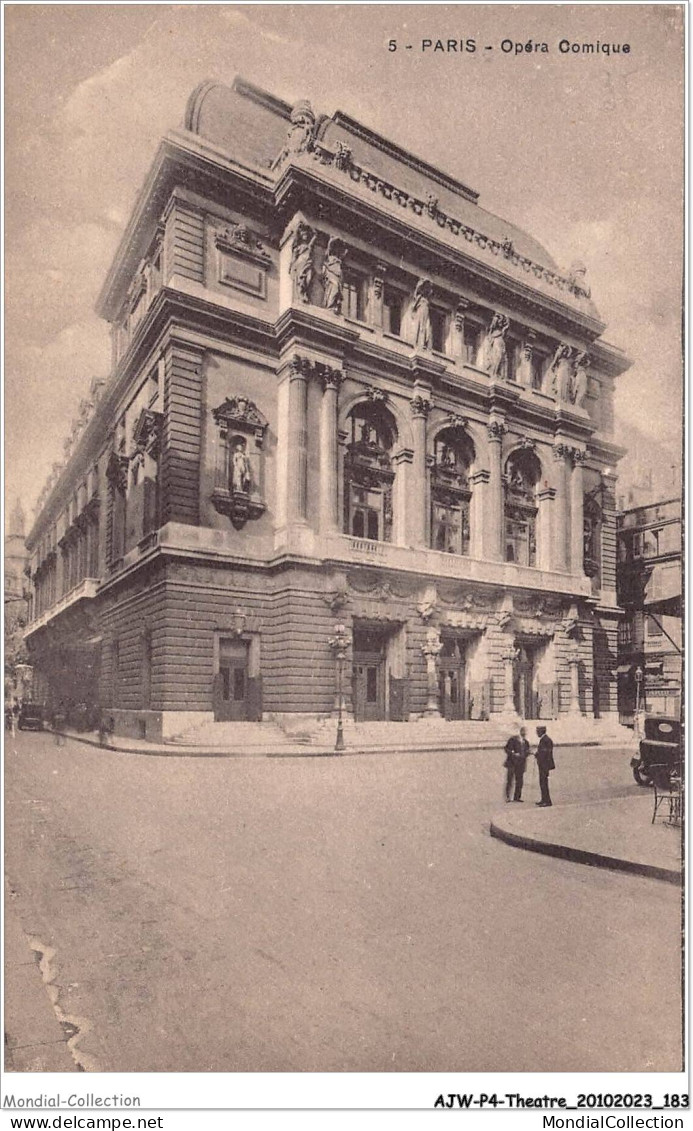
425,193,439,220
567,260,591,299
333,141,352,172
548,343,575,401
290,222,317,304
230,437,252,494
477,313,509,378
411,278,433,350
570,351,590,408
322,237,346,314
516,336,535,387
273,100,316,168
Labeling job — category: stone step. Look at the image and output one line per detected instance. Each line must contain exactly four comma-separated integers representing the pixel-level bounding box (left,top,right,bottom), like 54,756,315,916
166,720,301,748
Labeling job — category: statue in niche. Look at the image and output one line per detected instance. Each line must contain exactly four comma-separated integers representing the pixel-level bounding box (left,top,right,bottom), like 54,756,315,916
322,237,346,313
567,260,591,299
516,341,533,387
570,351,589,408
411,278,433,350
477,313,509,378
548,343,575,401
290,223,317,303
230,437,252,494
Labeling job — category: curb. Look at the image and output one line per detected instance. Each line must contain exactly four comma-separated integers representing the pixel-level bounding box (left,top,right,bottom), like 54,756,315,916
489,819,682,886
46,730,622,760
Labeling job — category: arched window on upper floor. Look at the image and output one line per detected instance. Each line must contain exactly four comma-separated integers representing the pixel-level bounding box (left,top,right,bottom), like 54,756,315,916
343,401,397,542
504,449,541,567
430,427,475,555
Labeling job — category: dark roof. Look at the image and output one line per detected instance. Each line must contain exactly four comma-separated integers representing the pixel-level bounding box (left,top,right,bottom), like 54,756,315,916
185,77,558,271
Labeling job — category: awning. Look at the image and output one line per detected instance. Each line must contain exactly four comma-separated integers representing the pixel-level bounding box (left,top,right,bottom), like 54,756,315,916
644,563,681,616
645,661,664,675
614,664,633,675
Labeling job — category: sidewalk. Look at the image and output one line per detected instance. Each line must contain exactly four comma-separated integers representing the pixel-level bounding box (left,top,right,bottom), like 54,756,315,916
4,892,77,1072
49,726,629,760
490,793,683,885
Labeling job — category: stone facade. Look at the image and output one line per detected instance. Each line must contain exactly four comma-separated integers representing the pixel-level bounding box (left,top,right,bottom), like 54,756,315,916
24,77,630,739
616,497,682,724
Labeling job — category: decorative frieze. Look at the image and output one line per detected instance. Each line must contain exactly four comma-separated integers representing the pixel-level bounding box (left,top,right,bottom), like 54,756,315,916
301,137,594,310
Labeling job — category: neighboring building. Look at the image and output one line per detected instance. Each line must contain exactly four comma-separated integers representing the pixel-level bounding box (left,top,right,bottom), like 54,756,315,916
616,496,682,724
24,77,631,740
4,499,31,699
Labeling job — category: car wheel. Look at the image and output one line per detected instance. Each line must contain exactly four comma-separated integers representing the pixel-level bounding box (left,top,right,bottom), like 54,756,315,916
633,765,653,787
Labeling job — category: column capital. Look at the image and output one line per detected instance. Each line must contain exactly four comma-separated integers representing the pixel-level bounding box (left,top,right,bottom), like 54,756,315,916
537,486,557,501
553,441,573,462
487,419,508,442
469,468,490,485
288,353,312,381
572,447,587,465
410,394,432,418
317,363,344,392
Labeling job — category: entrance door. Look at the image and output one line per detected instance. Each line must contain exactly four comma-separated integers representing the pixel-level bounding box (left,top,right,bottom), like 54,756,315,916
214,638,249,721
438,638,466,720
514,645,537,719
352,625,387,722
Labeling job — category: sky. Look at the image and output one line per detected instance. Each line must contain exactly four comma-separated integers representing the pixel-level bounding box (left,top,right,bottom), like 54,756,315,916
4,3,685,528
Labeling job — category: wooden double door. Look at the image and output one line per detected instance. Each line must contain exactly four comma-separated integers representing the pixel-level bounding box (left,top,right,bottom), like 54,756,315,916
513,643,558,720
350,624,404,719
213,637,262,721
438,637,468,720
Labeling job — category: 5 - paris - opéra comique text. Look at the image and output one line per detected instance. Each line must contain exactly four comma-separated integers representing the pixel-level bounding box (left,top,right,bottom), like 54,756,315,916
388,39,632,56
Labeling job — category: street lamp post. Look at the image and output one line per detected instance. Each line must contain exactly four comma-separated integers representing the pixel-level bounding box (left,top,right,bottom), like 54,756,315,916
634,664,644,738
328,623,351,754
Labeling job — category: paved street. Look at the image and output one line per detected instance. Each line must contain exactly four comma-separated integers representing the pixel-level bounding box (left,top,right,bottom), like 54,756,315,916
5,731,682,1073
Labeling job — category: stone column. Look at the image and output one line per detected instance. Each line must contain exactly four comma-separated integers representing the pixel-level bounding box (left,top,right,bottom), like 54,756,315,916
501,644,519,715
421,627,443,717
287,356,310,525
486,420,506,561
537,487,556,572
570,448,586,577
409,390,432,547
552,442,572,572
567,649,582,716
469,469,490,559
319,365,343,533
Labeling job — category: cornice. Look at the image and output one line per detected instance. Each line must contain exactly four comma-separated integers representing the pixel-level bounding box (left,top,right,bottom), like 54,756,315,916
273,162,609,343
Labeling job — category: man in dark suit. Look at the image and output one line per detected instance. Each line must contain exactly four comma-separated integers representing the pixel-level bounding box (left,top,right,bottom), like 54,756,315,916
535,726,555,806
503,726,530,802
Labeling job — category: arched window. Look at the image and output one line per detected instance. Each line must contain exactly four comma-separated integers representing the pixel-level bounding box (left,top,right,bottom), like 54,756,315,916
430,428,474,554
344,402,396,542
504,450,541,566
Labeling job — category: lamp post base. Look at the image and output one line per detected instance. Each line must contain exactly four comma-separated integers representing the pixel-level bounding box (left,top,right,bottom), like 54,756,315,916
335,718,345,752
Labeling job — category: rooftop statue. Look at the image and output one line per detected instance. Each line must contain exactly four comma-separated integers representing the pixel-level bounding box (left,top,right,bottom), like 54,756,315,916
567,260,591,299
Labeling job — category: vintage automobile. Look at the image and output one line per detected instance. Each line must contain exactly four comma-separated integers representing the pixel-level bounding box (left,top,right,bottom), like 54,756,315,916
631,715,682,787
17,702,44,732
